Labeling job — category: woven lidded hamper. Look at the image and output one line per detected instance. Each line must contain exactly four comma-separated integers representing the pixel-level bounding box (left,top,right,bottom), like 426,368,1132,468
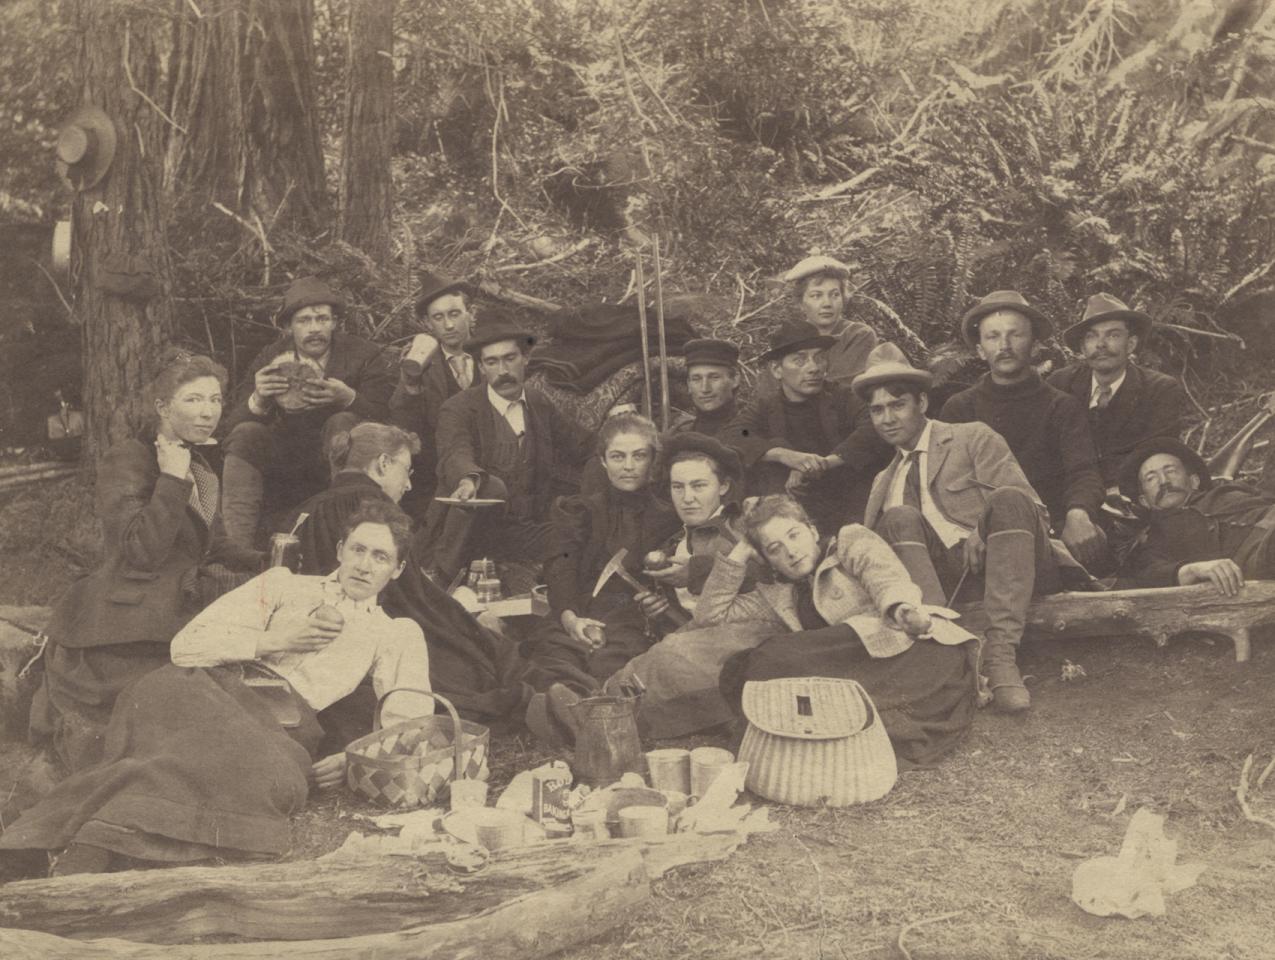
345,689,489,808
737,677,896,806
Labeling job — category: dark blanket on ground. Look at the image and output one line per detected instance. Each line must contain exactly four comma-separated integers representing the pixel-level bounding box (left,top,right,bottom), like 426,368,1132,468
287,473,596,726
720,626,976,769
530,302,698,392
0,664,319,861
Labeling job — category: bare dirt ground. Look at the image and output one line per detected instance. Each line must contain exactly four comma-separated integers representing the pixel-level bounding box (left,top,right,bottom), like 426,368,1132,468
1,479,1272,958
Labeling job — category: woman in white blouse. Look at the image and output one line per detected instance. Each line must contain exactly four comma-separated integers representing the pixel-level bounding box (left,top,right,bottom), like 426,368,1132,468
0,500,433,877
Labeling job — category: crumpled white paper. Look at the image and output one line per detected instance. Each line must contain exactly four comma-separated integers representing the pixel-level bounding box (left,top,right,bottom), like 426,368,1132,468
1071,808,1206,918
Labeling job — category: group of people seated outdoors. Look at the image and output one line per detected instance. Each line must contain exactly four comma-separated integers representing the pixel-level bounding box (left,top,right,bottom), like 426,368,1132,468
4,252,1272,879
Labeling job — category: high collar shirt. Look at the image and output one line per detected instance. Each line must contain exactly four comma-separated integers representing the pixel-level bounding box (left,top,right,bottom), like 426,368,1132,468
1089,369,1127,408
882,420,971,548
170,568,433,727
487,384,527,436
670,504,726,612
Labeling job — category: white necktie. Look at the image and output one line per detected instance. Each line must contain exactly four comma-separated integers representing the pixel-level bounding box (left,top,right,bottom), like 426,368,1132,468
449,354,472,389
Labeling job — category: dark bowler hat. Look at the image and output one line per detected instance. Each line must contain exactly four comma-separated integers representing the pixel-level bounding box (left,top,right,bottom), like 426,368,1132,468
415,269,472,317
663,431,743,482
960,290,1051,346
1118,437,1213,501
276,277,343,327
466,320,536,358
759,317,837,363
1062,293,1153,353
851,342,933,400
684,338,740,369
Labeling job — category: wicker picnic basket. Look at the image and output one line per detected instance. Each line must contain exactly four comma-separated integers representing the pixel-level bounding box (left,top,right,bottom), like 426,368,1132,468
345,689,489,808
737,677,896,807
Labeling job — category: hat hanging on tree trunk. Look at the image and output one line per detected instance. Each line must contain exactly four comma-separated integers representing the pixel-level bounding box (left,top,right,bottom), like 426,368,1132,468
56,105,117,191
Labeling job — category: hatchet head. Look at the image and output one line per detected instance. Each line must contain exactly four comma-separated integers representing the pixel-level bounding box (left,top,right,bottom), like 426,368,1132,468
592,547,634,598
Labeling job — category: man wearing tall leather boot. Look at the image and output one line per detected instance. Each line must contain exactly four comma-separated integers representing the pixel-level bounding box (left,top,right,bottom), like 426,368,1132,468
221,277,394,547
856,343,1079,713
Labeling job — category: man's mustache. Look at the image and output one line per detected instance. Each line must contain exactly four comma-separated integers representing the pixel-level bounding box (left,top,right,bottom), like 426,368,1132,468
1155,484,1185,504
995,351,1016,362
493,374,518,386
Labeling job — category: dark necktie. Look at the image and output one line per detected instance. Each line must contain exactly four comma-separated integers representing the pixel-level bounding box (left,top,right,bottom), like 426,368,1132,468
903,450,923,511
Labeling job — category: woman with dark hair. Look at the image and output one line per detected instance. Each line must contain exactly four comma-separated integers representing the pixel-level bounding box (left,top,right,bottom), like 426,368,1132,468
527,413,680,684
0,502,434,876
30,350,262,772
704,495,977,768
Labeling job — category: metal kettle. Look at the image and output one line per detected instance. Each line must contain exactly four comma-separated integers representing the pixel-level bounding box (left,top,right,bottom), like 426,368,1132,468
571,693,644,786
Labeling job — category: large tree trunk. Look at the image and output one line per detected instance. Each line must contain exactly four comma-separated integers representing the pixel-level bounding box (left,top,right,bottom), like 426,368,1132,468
245,0,326,229
166,0,325,230
73,0,174,459
339,0,395,261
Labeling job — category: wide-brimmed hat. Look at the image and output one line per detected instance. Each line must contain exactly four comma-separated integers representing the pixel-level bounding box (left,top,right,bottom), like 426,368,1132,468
276,277,343,327
759,318,837,363
683,338,740,369
783,255,851,284
960,290,1051,346
851,342,933,400
415,270,472,317
56,105,117,191
466,320,536,358
1061,293,1153,353
663,431,743,483
1118,437,1212,501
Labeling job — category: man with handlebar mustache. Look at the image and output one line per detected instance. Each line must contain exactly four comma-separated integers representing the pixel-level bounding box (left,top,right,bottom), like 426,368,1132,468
1114,437,1275,595
423,320,592,583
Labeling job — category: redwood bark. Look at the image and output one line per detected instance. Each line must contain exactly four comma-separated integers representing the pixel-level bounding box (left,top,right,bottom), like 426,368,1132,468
73,0,174,460
339,0,395,261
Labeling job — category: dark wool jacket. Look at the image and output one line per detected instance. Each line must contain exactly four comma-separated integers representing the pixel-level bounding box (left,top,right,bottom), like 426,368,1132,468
285,471,578,722
938,371,1104,528
1116,482,1275,589
47,436,261,650
720,384,891,475
222,331,396,434
545,486,680,619
434,384,592,520
1047,362,1187,488
668,399,739,440
388,348,468,485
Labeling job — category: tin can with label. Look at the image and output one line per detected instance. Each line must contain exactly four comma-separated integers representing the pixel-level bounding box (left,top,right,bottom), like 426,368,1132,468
269,533,302,573
532,767,574,838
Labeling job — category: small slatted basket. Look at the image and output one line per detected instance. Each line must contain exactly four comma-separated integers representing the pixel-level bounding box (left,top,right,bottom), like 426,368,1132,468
737,677,896,807
345,690,489,808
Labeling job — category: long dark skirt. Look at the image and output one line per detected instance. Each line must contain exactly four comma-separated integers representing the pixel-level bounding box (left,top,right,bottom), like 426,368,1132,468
1,664,321,862
29,640,172,773
721,626,976,769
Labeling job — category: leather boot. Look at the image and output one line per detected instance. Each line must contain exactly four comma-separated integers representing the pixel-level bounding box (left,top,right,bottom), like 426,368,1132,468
221,454,264,548
981,527,1037,713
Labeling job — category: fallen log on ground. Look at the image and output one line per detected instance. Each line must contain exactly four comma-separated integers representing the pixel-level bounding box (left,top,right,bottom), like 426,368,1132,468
0,831,749,956
957,580,1275,663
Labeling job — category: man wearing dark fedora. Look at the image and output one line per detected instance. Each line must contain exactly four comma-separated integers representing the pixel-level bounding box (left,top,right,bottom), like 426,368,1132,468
1114,438,1275,593
1046,293,1186,491
722,317,891,532
938,290,1107,572
424,319,591,582
857,343,1076,713
670,338,743,438
389,270,480,515
221,277,395,547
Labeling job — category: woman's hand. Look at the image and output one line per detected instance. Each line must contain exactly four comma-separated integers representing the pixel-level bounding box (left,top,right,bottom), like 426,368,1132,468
155,435,192,479
256,611,343,657
892,603,933,637
646,557,690,588
561,610,606,652
727,539,760,565
635,590,669,619
311,753,347,789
